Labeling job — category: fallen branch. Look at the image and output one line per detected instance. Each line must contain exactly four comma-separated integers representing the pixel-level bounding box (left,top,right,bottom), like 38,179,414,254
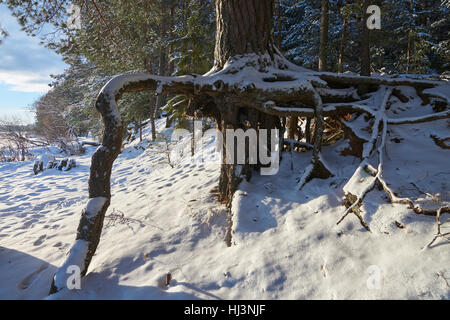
337,87,392,229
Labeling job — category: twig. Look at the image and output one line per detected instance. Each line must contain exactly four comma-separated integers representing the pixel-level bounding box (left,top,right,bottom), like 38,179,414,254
436,273,450,289
426,208,450,248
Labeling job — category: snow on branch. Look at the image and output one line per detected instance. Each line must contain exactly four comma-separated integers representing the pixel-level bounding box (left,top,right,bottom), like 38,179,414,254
337,87,392,229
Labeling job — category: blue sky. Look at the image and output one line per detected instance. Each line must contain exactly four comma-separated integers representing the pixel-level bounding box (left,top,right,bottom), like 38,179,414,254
0,4,67,124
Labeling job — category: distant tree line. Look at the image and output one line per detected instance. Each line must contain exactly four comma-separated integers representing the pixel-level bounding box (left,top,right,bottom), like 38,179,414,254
278,0,450,74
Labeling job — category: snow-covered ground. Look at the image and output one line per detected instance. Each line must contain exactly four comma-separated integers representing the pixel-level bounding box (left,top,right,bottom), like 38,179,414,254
0,118,449,300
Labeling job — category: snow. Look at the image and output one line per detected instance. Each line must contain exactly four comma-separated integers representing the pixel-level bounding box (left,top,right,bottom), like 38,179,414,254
342,164,377,199
37,153,56,168
53,240,89,291
201,53,321,94
0,117,449,300
85,197,108,219
423,84,450,104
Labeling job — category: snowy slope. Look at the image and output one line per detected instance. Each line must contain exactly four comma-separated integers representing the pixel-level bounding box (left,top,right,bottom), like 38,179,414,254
0,118,449,300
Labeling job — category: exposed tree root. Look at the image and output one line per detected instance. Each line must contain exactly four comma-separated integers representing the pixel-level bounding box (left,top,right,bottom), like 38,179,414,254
436,273,450,289
337,86,449,229
425,208,450,249
337,88,391,229
297,91,333,189
318,72,440,90
431,135,450,150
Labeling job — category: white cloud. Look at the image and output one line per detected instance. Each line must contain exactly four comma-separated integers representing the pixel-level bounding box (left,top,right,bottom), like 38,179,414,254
0,70,52,92
0,6,67,93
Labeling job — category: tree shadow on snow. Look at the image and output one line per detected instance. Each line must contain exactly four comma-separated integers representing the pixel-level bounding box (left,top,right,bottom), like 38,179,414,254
48,268,217,300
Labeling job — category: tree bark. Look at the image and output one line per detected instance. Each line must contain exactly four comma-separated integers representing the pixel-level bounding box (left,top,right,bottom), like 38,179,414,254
139,115,142,142
276,0,282,48
360,0,370,76
286,116,298,141
406,1,414,74
319,0,329,72
338,0,349,73
214,0,275,70
156,2,168,127
146,57,157,141
49,91,123,294
213,0,280,206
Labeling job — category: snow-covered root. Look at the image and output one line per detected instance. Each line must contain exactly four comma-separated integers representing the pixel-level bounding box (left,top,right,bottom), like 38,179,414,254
318,72,441,89
377,177,450,216
337,86,450,230
337,88,392,229
297,89,333,190
386,109,450,125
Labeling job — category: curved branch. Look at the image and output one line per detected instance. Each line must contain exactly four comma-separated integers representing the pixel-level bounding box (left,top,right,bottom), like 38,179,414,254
50,89,125,294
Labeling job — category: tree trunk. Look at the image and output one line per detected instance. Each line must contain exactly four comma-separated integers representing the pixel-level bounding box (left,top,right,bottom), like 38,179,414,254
360,0,370,76
319,0,329,72
165,3,176,129
213,0,280,206
168,4,175,76
406,1,414,74
406,29,412,74
156,3,168,121
286,116,298,142
50,92,124,294
276,0,282,48
338,0,349,73
305,117,312,144
150,96,157,141
139,115,142,142
146,57,157,141
214,0,276,70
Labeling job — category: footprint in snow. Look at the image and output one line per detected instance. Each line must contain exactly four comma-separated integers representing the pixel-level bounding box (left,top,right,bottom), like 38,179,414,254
33,235,46,246
264,183,274,193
